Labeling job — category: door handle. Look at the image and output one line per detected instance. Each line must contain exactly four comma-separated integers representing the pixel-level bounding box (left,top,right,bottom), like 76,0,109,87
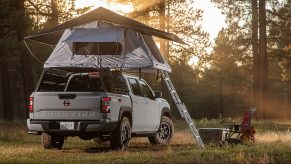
133,101,138,104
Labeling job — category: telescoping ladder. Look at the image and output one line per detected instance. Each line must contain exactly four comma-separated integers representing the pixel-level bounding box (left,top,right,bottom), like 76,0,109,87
162,71,205,148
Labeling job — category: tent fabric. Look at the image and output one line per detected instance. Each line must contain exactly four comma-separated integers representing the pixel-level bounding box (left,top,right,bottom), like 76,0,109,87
25,7,185,45
44,21,171,72
63,27,125,43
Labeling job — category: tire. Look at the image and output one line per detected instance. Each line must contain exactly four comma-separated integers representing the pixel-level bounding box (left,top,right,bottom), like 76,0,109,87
148,116,174,145
41,132,64,149
110,117,131,150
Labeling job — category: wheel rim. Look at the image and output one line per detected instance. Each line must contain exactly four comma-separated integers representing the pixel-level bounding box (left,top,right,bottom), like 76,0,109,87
158,122,171,140
121,124,130,145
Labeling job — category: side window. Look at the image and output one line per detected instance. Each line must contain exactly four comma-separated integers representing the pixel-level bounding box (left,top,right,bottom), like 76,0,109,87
139,80,154,99
128,78,142,96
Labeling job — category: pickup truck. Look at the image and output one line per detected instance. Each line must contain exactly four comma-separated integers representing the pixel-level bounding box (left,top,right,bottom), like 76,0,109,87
27,68,173,150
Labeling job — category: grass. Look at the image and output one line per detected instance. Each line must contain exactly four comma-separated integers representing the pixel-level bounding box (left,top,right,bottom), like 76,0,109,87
0,119,291,163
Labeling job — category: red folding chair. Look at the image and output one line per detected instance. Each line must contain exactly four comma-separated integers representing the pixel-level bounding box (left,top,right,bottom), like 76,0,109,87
226,107,256,143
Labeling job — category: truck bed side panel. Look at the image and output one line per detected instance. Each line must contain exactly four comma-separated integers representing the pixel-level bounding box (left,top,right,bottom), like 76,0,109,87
105,93,131,125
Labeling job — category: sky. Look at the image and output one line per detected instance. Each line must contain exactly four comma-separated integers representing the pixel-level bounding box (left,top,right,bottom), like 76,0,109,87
192,0,226,41
74,0,226,41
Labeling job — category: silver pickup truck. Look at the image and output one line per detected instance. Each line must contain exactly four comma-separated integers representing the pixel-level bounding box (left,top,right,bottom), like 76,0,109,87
27,68,173,150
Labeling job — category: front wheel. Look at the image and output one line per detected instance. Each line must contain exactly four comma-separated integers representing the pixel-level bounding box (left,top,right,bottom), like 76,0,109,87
110,117,131,150
148,116,174,145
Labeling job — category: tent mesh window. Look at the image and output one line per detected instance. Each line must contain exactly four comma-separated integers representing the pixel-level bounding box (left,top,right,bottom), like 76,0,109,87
73,42,122,56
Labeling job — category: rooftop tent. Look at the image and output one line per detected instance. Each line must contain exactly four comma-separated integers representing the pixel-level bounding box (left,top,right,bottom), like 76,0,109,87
45,22,170,71
24,7,185,71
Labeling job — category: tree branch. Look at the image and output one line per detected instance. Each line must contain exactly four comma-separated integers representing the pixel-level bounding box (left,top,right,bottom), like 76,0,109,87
26,0,51,17
266,9,290,21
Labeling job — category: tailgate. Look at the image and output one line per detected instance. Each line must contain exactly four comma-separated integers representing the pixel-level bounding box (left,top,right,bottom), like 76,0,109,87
32,92,103,120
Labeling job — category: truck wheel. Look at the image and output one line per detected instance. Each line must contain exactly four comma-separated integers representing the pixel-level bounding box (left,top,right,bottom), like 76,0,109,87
110,117,131,150
42,132,64,149
148,116,174,145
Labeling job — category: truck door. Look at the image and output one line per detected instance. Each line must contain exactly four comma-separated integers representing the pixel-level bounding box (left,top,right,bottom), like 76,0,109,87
127,78,147,132
138,79,160,131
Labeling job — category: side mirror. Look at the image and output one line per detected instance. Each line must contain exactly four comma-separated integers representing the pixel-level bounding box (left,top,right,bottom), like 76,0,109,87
154,91,163,98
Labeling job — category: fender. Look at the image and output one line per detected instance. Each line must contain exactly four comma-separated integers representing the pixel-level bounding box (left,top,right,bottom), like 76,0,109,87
160,107,171,122
118,105,132,125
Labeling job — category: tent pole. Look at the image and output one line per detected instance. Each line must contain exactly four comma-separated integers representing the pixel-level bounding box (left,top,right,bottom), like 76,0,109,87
139,68,142,79
23,40,44,64
124,28,127,59
156,69,160,81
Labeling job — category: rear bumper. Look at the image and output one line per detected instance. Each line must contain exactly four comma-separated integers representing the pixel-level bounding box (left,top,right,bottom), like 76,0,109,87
27,119,114,135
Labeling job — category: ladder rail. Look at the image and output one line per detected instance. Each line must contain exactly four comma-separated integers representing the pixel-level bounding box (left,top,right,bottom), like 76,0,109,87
162,71,205,148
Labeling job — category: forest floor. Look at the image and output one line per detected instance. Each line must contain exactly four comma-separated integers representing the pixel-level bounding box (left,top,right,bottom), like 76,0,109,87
0,118,291,163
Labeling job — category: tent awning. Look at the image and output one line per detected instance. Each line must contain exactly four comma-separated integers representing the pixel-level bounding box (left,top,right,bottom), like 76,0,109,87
25,7,186,45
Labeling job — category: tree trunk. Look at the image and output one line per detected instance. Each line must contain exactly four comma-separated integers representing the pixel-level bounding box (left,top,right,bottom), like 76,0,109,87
51,0,58,26
231,73,236,116
287,81,291,118
166,0,170,58
0,57,13,121
7,57,20,120
16,0,34,118
252,0,260,117
259,0,268,118
159,0,171,104
21,54,34,118
159,0,167,57
0,58,3,120
219,71,224,117
15,0,25,41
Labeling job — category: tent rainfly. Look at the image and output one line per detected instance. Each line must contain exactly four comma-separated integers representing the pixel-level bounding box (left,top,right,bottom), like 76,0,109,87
25,7,186,72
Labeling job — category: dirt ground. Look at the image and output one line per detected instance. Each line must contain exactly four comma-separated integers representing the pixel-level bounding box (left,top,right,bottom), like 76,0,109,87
1,120,291,163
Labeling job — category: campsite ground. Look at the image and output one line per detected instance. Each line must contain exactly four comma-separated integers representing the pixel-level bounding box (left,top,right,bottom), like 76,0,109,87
1,119,291,163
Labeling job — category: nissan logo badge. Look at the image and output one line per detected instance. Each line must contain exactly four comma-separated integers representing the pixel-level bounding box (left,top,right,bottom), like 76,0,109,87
63,100,70,106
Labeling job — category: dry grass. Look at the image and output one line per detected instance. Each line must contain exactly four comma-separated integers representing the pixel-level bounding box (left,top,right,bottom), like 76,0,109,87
0,120,291,163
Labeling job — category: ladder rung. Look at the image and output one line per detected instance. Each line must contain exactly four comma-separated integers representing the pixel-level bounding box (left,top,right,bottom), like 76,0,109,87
196,136,202,140
188,122,194,126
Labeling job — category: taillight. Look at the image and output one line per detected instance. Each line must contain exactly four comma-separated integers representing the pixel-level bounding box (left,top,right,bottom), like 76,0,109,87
101,97,111,113
29,97,33,113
